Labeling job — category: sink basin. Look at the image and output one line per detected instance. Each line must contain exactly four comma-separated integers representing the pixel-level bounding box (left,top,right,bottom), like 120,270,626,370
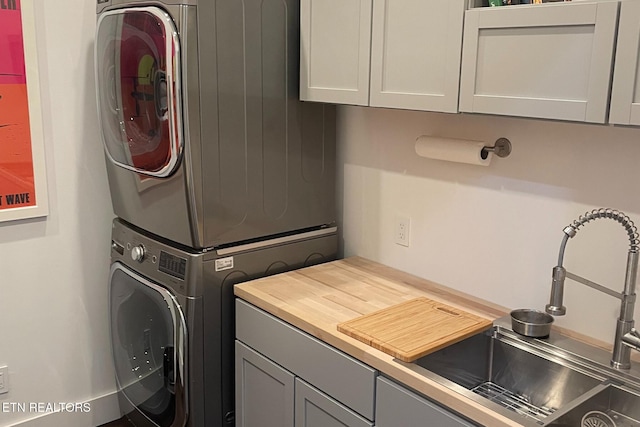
413,328,605,425
407,315,640,426
547,384,640,427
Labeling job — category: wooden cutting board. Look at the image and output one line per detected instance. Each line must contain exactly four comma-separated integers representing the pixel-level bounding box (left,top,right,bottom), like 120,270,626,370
337,297,492,362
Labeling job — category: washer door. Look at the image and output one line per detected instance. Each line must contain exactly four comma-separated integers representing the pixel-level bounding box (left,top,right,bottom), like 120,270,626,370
95,7,183,178
109,263,187,427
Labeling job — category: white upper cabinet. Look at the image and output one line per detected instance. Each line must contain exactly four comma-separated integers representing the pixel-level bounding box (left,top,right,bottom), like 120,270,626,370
300,0,466,113
299,0,373,106
459,1,619,124
300,0,637,126
610,0,640,125
368,0,465,113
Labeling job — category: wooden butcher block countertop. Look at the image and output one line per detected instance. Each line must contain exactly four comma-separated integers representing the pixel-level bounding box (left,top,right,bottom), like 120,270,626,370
234,256,525,427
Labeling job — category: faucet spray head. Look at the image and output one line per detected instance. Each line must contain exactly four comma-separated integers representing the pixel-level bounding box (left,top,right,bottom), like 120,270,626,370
546,266,567,316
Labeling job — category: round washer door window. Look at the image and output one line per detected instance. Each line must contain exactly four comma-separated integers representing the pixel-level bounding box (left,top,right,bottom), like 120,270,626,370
109,263,187,427
95,7,182,177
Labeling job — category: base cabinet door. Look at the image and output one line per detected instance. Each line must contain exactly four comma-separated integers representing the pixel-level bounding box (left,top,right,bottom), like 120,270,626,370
235,341,295,427
375,377,476,427
295,379,373,427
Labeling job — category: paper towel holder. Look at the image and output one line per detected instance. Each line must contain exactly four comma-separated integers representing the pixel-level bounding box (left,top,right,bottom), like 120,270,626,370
481,138,512,160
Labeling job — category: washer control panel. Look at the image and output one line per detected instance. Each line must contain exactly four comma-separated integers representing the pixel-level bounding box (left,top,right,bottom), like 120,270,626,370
110,219,193,286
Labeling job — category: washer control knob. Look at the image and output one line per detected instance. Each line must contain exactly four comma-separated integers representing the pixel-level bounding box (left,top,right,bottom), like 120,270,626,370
131,245,146,262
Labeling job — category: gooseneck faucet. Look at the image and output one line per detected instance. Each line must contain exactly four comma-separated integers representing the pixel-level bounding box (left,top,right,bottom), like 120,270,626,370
545,208,640,370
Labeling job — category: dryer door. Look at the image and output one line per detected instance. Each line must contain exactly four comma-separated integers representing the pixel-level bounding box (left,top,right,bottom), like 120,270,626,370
96,7,182,178
109,263,188,427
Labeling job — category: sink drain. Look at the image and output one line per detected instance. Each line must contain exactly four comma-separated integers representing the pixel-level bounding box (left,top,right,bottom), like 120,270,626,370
582,411,616,427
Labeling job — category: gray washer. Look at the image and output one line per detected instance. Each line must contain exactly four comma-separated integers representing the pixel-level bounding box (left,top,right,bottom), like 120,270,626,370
109,218,337,426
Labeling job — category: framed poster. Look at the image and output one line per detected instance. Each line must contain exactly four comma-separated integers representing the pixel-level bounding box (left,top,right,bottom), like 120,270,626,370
0,0,48,222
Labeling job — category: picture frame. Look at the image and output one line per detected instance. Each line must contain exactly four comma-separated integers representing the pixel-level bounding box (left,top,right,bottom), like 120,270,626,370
0,0,49,222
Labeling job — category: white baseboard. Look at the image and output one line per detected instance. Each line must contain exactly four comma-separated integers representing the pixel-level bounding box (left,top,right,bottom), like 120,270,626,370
6,391,120,427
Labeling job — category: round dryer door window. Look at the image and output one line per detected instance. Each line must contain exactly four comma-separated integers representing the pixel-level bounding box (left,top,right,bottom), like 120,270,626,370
95,7,182,177
109,263,187,427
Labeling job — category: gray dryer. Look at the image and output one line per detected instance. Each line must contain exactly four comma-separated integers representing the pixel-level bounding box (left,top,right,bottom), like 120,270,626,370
95,0,336,250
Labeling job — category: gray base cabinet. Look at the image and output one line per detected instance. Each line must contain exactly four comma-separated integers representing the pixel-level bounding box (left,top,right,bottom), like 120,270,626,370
235,299,376,427
375,377,476,427
235,341,295,427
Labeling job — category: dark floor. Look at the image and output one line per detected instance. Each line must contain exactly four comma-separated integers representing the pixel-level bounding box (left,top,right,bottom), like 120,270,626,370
98,416,136,427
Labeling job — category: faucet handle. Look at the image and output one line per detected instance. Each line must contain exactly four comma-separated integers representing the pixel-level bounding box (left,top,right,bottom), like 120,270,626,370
622,328,640,351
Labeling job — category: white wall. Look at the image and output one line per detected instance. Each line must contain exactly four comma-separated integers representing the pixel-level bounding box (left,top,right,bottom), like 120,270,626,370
2,1,639,425
0,1,117,426
338,105,640,346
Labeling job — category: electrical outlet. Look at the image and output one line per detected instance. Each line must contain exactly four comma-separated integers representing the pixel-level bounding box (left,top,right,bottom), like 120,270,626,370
395,216,410,247
0,365,8,394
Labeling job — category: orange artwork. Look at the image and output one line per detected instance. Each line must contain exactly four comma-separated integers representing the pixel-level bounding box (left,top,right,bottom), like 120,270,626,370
0,84,34,207
0,0,38,212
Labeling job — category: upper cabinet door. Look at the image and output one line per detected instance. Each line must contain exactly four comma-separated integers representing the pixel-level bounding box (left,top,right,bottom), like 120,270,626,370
300,0,372,106
610,0,640,125
369,0,465,113
459,1,618,124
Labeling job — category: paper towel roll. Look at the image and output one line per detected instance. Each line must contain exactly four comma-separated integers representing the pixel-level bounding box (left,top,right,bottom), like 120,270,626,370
415,136,492,166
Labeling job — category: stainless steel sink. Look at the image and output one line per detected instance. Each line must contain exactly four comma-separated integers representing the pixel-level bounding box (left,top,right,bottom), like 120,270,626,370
547,384,640,427
406,317,640,426
416,331,603,425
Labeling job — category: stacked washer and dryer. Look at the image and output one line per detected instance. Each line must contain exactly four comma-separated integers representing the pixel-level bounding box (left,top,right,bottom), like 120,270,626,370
94,1,337,426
